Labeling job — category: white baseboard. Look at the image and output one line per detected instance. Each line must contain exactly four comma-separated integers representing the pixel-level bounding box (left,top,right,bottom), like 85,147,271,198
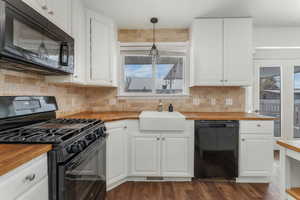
107,178,127,191
107,176,192,191
236,176,271,183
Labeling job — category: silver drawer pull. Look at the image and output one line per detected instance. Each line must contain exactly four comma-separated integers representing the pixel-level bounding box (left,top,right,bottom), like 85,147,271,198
24,174,36,182
257,124,261,127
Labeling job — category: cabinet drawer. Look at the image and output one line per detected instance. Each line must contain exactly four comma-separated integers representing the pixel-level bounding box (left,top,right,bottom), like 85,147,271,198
240,120,274,134
105,121,126,130
0,154,48,200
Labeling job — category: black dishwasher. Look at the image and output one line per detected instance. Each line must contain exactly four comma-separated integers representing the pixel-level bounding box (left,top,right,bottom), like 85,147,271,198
194,120,239,179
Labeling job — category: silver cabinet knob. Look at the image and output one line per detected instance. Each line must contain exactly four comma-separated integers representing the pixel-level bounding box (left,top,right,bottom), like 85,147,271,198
156,137,160,141
41,5,48,10
257,124,261,127
24,174,36,182
48,11,54,15
241,138,245,142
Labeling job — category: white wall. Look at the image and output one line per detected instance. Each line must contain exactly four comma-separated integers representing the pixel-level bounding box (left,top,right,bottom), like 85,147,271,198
254,26,300,48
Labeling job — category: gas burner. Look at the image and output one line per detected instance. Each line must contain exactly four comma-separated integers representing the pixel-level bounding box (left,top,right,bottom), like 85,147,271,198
0,118,104,144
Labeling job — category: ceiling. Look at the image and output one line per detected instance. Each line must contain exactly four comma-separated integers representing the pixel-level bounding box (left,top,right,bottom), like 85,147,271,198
83,0,300,29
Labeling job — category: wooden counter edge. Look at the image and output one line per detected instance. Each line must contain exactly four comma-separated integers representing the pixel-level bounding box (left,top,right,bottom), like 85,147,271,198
63,112,277,122
286,188,300,200
0,144,52,176
277,140,300,153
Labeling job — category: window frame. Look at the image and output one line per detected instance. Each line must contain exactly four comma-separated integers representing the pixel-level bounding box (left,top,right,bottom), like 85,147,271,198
118,42,190,98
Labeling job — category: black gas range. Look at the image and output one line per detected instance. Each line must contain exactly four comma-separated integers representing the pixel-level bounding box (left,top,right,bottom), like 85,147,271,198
0,96,107,200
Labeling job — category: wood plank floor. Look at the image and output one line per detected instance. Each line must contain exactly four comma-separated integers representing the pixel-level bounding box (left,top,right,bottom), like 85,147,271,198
107,151,280,200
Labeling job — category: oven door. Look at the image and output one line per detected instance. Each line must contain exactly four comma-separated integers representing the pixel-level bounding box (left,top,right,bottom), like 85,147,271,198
58,139,106,200
0,1,74,74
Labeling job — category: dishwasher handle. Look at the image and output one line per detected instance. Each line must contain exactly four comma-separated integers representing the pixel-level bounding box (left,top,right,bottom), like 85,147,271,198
196,122,238,128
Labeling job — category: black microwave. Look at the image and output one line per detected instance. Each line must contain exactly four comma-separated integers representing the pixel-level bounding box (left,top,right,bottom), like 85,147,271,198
0,0,74,75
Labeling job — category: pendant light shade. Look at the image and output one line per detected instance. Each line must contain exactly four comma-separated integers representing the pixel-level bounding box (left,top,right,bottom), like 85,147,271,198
149,17,159,62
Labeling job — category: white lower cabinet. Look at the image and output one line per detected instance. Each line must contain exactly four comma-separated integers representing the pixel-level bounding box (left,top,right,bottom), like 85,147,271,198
130,134,191,177
106,121,127,189
16,177,48,200
161,135,190,177
0,153,48,200
239,120,274,181
240,135,273,177
130,135,161,176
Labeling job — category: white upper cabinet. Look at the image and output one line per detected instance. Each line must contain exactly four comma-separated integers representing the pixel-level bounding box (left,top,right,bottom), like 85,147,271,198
223,18,253,86
190,18,253,87
190,19,224,86
46,0,86,84
86,10,117,87
22,0,71,35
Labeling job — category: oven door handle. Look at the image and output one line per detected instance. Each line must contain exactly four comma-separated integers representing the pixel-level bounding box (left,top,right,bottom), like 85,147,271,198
65,138,105,170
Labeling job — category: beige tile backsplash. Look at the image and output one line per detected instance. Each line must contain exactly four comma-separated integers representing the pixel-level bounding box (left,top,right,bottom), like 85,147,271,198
85,87,245,113
0,29,245,116
0,69,89,117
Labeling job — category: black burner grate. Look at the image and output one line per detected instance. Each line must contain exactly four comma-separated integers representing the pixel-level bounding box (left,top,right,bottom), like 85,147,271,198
0,118,103,144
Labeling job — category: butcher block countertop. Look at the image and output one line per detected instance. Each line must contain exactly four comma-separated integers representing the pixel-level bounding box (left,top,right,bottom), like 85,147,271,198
0,144,52,176
65,111,276,122
277,140,300,153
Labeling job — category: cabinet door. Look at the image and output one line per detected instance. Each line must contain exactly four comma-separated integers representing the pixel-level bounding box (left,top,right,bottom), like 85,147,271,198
161,135,190,177
190,19,224,86
47,0,71,34
223,18,253,86
71,0,86,83
107,126,127,186
86,11,116,86
130,135,160,176
240,135,273,177
16,177,49,200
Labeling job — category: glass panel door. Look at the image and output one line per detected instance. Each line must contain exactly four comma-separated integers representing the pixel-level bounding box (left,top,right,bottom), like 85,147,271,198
257,66,281,137
294,66,300,138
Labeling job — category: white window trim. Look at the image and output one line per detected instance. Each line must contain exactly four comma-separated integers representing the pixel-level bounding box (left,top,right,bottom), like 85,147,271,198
117,42,190,98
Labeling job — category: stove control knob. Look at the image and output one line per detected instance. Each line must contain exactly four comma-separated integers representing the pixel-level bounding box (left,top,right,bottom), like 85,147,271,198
78,140,87,149
67,144,83,154
86,134,96,141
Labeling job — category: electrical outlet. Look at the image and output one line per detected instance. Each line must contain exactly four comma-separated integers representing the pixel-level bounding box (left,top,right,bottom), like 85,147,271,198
225,98,233,106
193,98,200,105
210,98,216,105
109,99,117,105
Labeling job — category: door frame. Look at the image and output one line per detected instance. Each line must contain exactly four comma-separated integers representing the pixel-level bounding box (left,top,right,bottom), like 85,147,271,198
254,59,300,142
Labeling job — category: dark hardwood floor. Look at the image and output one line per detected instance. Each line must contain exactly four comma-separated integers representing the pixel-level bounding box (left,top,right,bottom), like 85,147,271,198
107,151,280,200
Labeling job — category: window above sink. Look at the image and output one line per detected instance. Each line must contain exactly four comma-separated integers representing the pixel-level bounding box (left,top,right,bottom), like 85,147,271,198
118,43,190,98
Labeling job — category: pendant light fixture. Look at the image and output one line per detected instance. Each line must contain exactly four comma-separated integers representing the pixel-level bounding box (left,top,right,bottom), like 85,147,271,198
149,17,159,62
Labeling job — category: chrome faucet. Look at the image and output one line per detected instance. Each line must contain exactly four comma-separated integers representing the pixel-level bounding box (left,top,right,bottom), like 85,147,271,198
157,100,163,112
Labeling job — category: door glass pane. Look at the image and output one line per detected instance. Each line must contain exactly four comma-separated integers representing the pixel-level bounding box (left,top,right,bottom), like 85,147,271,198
294,66,300,138
259,67,281,137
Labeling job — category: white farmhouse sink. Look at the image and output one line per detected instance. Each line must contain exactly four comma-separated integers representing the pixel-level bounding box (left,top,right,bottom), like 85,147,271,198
139,111,186,131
